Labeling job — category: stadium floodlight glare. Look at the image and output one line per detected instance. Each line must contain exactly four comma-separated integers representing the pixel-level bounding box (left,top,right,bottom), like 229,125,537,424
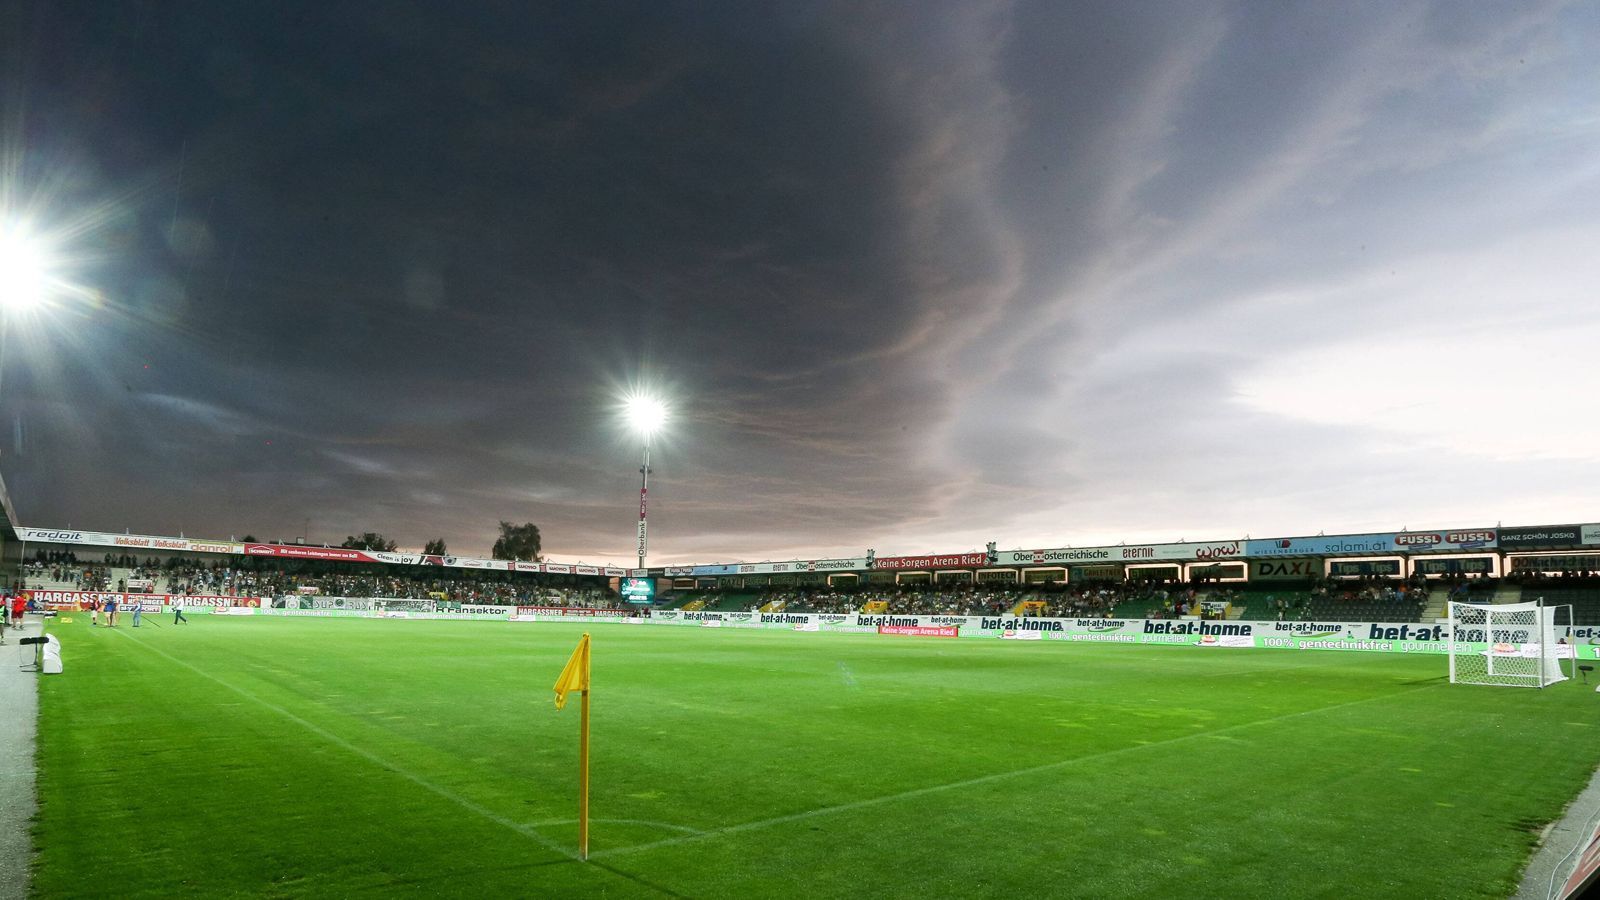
621,391,670,571
625,393,669,438
0,226,51,313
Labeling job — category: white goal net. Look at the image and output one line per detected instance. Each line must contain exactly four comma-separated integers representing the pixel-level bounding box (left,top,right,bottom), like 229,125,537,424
1447,600,1572,688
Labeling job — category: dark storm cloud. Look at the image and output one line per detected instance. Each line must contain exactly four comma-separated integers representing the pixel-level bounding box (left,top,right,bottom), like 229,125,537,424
5,1,1600,562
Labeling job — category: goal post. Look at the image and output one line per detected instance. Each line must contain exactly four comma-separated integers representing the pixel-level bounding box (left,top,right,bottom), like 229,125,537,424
1447,600,1573,688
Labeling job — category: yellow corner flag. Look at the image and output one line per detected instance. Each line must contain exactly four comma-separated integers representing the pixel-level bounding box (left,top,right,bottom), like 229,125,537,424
552,633,592,859
553,633,591,710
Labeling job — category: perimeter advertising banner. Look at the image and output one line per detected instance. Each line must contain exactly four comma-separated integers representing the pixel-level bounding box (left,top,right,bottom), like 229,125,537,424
14,527,244,556
22,590,261,611
242,604,1600,660
642,610,1598,655
510,606,635,621
874,553,989,570
998,540,1245,566
296,597,376,611
1245,530,1498,557
1250,558,1322,580
1496,525,1583,549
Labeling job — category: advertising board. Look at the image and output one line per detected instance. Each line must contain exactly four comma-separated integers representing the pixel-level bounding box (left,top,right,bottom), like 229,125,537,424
998,540,1243,566
1246,530,1497,557
1497,525,1583,549
20,590,261,610
874,553,988,570
1250,558,1322,580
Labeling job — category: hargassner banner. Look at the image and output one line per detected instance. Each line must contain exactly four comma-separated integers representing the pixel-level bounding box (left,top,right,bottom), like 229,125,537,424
511,606,634,621
22,590,260,610
998,540,1244,567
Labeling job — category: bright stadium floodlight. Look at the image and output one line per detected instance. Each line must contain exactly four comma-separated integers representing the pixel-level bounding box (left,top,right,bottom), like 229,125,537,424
625,393,669,438
622,391,670,571
0,223,62,446
0,225,51,314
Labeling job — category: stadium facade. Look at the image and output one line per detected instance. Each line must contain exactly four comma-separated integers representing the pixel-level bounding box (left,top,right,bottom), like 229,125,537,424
5,514,1600,590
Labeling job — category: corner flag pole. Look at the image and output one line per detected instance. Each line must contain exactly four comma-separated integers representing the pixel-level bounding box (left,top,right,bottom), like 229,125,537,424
553,633,593,860
579,677,590,860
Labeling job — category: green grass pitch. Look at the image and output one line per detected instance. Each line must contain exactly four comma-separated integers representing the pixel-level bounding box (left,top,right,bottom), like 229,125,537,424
30,615,1600,898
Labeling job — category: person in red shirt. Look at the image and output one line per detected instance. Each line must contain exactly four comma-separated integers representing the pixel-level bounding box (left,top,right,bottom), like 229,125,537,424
9,593,24,629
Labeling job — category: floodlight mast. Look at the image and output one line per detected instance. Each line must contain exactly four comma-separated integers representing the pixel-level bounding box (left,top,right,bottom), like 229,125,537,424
637,438,650,571
626,395,667,571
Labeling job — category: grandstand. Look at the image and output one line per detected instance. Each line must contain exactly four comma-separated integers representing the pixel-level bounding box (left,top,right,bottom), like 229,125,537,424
17,552,632,610
11,521,1600,626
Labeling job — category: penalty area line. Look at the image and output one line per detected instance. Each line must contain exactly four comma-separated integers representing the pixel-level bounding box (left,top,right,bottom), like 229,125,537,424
593,679,1447,860
112,629,584,862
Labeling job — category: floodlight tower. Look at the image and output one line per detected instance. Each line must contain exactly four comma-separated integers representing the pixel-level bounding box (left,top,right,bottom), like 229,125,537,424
625,394,668,571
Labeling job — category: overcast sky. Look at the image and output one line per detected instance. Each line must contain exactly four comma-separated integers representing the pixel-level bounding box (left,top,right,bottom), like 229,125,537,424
3,1,1598,564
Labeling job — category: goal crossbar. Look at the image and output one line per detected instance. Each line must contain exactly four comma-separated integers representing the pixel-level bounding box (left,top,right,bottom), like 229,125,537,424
1447,600,1572,688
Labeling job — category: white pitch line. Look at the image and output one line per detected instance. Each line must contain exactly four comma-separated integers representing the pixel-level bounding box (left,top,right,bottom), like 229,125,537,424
592,679,1446,860
527,818,704,835
114,630,582,861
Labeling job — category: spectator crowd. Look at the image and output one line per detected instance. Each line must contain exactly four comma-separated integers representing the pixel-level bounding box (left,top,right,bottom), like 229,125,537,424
16,550,626,608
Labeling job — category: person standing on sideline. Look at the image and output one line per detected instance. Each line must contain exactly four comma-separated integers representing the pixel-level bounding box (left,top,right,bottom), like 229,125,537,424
8,592,22,629
104,595,119,627
132,601,142,628
173,603,188,624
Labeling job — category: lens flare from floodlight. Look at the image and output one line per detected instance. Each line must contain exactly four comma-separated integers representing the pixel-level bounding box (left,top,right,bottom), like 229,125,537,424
0,227,50,313
624,393,669,437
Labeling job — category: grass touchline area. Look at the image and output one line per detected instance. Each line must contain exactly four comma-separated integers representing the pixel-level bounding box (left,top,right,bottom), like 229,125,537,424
109,627,583,862
31,615,1600,898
